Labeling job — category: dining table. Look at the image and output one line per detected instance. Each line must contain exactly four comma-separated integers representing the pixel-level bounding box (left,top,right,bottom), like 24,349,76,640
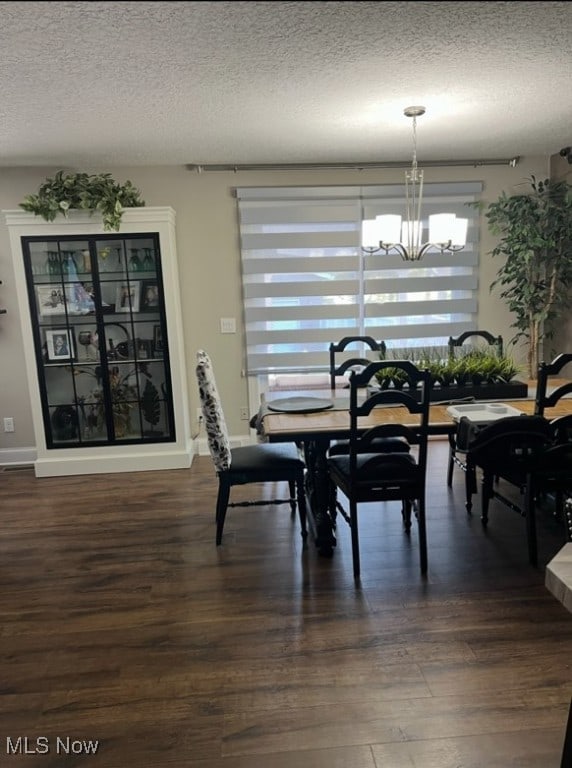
255,384,572,557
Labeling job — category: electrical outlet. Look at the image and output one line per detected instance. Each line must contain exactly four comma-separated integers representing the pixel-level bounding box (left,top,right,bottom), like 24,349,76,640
3,417,14,432
196,407,203,422
240,407,250,421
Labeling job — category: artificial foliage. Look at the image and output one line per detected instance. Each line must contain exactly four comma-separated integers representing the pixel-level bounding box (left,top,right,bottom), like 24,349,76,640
374,347,522,390
19,171,145,231
477,176,572,378
141,378,161,431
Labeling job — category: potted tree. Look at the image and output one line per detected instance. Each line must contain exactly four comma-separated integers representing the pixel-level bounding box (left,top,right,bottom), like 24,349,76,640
19,170,145,231
476,176,572,378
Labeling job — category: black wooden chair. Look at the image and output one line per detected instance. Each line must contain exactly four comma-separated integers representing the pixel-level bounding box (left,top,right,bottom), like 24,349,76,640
196,350,307,546
446,330,504,495
535,353,572,416
328,335,409,457
329,336,386,390
535,353,572,521
447,330,503,360
327,360,431,579
465,414,571,566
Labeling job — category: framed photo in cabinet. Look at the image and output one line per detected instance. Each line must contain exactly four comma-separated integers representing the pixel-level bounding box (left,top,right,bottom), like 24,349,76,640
45,327,75,361
115,281,141,313
36,284,69,316
141,280,160,311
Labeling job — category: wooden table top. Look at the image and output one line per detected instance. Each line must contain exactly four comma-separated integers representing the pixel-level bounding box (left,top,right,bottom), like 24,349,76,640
259,384,572,443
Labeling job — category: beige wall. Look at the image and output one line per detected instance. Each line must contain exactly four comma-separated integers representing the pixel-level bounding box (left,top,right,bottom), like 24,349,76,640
549,152,572,357
0,158,551,456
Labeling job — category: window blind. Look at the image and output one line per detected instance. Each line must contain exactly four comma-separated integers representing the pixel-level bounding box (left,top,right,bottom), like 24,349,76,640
237,182,482,375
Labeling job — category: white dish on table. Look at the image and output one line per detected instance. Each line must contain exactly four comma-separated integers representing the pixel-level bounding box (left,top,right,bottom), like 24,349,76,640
446,402,524,423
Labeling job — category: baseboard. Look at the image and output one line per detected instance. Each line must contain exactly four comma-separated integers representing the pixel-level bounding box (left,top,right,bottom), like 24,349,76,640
0,439,201,476
0,447,37,467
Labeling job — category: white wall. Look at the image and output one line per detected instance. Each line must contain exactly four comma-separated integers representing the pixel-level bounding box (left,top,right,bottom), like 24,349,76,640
0,157,550,459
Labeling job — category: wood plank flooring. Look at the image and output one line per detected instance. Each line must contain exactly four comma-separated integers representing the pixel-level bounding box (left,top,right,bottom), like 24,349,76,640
1,440,571,767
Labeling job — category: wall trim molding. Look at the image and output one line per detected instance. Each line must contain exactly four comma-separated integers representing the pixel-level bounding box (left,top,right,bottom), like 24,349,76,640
0,447,37,467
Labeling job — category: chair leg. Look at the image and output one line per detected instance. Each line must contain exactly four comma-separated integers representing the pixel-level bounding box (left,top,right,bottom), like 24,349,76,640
215,476,231,545
402,500,412,532
417,495,428,575
288,479,297,516
447,435,456,487
328,481,338,527
349,500,361,580
524,476,538,567
296,475,308,543
465,462,476,514
481,472,493,526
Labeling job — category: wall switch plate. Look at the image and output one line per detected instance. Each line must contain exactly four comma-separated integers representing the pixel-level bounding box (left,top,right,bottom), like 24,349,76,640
220,317,236,334
3,417,14,432
240,407,250,421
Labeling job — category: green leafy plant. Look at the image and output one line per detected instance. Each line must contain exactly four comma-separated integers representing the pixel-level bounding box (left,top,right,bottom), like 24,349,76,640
19,171,145,231
374,347,523,389
474,176,572,378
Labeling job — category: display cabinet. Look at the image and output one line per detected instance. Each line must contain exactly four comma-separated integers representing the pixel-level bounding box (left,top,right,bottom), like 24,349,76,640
4,207,192,476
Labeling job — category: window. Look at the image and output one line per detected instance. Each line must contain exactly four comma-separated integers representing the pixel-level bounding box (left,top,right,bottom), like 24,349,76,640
237,183,481,376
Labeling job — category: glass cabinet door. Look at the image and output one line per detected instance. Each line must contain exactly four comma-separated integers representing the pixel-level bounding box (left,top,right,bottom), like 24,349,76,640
23,233,175,448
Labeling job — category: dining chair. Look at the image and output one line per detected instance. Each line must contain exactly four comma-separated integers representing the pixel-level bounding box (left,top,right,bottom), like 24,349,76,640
327,360,431,579
329,336,386,390
328,335,410,457
535,353,572,520
465,414,566,566
535,353,572,416
446,330,504,493
447,330,504,359
195,350,308,546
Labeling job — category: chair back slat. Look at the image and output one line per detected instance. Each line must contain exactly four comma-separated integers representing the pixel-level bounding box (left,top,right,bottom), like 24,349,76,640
346,360,431,482
448,330,503,358
467,415,553,472
536,354,572,414
329,336,386,389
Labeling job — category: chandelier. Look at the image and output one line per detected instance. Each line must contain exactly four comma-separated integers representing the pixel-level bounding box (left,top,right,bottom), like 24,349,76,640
361,106,468,262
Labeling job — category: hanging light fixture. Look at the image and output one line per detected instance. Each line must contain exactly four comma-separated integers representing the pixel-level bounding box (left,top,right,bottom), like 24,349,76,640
361,106,468,261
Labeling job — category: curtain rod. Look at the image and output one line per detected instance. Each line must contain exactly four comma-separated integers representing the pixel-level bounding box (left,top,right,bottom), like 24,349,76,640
186,157,520,173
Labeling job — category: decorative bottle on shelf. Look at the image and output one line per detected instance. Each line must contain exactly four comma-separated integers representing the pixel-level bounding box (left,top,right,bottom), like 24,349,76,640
46,251,59,276
61,251,78,278
129,249,142,271
142,248,155,271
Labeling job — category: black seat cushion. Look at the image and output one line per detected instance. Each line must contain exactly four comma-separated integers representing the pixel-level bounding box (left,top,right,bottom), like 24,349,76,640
329,451,418,483
230,443,304,472
328,436,411,456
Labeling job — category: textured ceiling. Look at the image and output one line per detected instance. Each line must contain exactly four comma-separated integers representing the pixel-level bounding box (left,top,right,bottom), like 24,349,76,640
1,0,571,168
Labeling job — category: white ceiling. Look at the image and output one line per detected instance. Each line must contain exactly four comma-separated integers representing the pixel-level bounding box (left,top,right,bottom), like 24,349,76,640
2,0,571,168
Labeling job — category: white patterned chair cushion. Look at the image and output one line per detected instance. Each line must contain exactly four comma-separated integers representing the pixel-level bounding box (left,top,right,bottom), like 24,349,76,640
196,350,231,471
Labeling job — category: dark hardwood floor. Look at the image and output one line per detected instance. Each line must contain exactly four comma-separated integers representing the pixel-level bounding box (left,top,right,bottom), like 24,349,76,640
1,440,571,767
